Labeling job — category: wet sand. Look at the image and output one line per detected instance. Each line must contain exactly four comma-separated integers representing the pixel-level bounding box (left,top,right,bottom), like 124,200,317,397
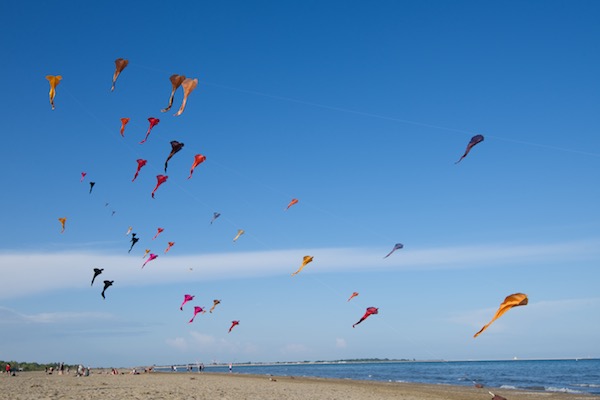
1,371,595,400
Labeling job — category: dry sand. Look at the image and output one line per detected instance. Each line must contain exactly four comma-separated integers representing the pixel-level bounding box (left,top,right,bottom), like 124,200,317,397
0,371,595,400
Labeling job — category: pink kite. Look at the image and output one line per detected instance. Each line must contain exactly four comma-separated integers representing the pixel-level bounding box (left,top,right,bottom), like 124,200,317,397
286,198,299,210
140,117,160,144
132,159,147,182
188,306,206,323
142,253,158,268
153,227,164,240
347,292,359,302
80,172,87,182
151,175,168,198
228,320,240,333
119,118,130,137
353,307,378,328
164,241,175,253
188,154,206,179
180,294,194,310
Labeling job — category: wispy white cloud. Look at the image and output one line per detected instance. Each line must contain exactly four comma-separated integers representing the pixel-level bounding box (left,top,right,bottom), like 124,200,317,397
335,338,347,348
166,331,259,357
0,306,115,325
1,238,598,299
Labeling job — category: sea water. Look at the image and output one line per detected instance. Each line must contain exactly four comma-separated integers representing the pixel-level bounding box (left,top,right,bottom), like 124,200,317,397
157,359,600,395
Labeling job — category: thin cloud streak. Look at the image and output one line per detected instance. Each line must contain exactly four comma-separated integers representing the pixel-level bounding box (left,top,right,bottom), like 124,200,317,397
1,238,598,299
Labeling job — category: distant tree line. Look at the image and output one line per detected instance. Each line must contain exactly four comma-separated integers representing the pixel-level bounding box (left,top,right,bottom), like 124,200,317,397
0,360,78,372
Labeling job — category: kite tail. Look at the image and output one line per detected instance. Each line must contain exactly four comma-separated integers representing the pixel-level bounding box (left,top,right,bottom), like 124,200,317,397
174,98,188,117
161,91,176,112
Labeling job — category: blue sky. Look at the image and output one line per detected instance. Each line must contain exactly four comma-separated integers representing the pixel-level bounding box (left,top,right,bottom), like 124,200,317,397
1,1,599,367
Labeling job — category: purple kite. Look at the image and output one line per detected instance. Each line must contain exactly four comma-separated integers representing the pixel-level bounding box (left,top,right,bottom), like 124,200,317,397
455,134,484,164
383,243,403,258
140,117,160,144
89,182,95,194
142,253,158,268
132,159,147,182
164,141,184,172
180,294,194,311
151,175,168,198
188,306,206,323
353,307,378,328
210,212,221,225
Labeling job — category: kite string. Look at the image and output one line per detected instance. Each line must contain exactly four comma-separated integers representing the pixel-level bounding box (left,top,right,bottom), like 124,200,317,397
132,61,600,158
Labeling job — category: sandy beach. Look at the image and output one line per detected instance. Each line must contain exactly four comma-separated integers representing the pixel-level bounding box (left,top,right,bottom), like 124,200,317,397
0,371,595,400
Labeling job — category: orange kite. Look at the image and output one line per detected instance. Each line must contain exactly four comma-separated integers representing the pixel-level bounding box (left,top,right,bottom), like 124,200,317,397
291,256,313,276
58,217,66,233
119,118,130,137
174,78,198,116
474,293,528,338
111,58,128,91
46,75,62,110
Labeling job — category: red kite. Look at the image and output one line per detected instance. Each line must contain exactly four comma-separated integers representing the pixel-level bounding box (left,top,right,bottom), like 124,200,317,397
80,172,86,182
174,78,198,116
384,243,403,259
58,217,66,233
140,118,160,144
161,74,186,112
347,292,359,302
474,293,528,338
188,154,206,179
151,175,168,198
228,320,239,333
164,141,184,172
286,198,299,210
152,227,164,240
46,75,62,110
188,306,205,323
119,118,130,137
132,159,147,182
91,268,103,286
101,280,114,299
111,58,128,92
180,294,194,311
233,229,245,242
209,299,221,313
456,134,484,164
164,241,175,253
142,253,157,268
353,307,378,328
291,256,313,276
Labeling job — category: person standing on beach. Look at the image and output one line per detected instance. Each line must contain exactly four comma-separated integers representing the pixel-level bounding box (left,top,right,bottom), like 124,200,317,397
5,364,10,375
229,363,232,373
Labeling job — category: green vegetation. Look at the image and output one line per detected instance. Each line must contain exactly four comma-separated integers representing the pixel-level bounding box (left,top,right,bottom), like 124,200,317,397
0,360,78,372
